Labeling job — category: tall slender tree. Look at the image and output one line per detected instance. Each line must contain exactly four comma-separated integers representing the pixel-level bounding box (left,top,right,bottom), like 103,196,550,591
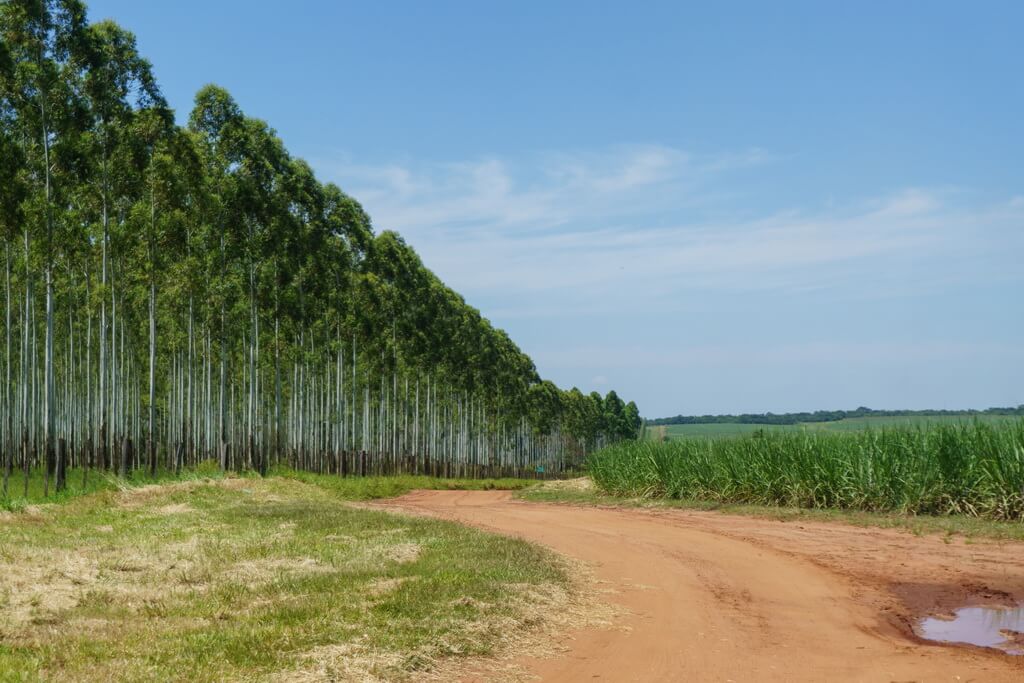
0,1,641,495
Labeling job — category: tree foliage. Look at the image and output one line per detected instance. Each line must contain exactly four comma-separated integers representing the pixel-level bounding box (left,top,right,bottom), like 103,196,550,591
0,1,640,491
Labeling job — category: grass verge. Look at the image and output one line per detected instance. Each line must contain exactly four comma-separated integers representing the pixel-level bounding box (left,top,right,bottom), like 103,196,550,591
0,475,571,682
1,465,535,512
0,461,237,511
520,479,1024,543
273,468,535,500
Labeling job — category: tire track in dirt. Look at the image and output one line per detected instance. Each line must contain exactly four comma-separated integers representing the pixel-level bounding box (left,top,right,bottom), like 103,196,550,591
376,490,1024,682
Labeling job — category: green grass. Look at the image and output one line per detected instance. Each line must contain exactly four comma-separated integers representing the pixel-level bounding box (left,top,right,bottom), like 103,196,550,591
803,414,1020,432
650,414,1018,440
274,468,536,500
600,419,1024,520
652,423,796,439
0,460,238,511
0,474,567,682
0,463,533,512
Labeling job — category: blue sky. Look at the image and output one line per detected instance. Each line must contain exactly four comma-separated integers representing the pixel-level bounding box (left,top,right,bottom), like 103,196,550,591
87,1,1024,417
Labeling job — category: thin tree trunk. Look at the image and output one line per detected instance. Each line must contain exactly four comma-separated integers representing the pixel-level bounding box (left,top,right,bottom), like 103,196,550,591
148,279,156,476
83,264,91,487
3,244,10,497
147,165,158,477
41,87,55,497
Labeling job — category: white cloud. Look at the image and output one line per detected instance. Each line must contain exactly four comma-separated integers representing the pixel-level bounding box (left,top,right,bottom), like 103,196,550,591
535,341,1024,371
314,146,1024,317
317,144,762,235
308,145,1024,415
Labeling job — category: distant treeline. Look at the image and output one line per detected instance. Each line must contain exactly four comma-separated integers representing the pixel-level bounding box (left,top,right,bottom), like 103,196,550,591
647,406,1024,427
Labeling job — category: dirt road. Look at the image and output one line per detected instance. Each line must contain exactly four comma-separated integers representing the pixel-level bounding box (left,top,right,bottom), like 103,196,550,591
377,490,1024,682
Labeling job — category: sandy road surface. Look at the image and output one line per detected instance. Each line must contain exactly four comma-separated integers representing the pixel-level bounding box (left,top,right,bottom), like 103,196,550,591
376,490,1024,682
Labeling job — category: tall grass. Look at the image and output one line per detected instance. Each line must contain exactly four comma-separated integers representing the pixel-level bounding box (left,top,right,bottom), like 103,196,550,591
0,460,232,511
589,420,1024,520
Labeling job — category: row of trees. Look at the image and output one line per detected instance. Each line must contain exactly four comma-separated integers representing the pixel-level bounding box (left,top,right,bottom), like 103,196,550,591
0,0,640,495
648,406,1024,427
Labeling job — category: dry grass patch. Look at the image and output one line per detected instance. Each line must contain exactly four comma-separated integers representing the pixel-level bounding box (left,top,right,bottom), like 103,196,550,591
276,641,407,683
153,502,195,515
368,577,418,598
0,551,100,630
536,477,595,492
418,558,621,683
227,557,334,588
384,542,421,564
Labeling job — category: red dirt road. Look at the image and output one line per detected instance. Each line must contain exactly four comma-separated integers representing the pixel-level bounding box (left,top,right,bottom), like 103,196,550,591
378,490,1024,682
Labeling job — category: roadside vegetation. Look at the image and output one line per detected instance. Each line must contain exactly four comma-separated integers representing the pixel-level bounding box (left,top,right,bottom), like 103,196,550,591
0,475,572,682
276,469,536,500
520,480,1024,542
590,419,1024,521
0,462,536,511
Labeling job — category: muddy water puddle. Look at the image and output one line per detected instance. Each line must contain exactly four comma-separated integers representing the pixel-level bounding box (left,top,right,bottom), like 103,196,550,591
919,605,1024,655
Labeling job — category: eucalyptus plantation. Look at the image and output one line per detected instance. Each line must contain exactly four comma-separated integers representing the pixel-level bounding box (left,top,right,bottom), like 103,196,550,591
0,0,641,495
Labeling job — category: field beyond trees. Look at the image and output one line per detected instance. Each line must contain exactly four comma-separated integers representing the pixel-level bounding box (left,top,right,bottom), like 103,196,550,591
596,419,1024,520
649,413,1020,440
648,405,1024,428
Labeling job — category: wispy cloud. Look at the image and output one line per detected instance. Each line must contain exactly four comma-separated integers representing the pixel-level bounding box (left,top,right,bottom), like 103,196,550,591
314,145,1024,317
535,341,1024,371
317,144,766,234
310,145,1024,414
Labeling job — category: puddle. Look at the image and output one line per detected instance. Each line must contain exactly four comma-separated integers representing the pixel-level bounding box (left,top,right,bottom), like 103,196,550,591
918,605,1024,655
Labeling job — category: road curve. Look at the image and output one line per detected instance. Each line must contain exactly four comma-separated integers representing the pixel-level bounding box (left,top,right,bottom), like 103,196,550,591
376,490,1024,682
